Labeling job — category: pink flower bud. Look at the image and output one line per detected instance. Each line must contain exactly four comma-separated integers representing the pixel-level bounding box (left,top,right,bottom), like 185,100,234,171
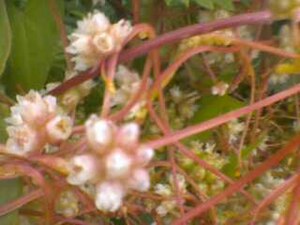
105,150,131,179
67,154,99,185
136,145,154,165
117,122,140,148
6,124,39,155
46,115,73,144
127,169,150,192
85,115,114,153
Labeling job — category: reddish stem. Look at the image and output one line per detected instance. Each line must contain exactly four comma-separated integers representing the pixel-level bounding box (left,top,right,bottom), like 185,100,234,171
119,10,273,62
147,83,300,149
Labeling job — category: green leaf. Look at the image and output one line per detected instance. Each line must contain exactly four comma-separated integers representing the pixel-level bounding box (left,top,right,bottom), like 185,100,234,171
222,135,266,177
192,0,214,9
192,95,245,123
0,0,12,76
3,0,63,93
0,103,9,142
189,95,245,141
213,0,234,11
165,0,190,7
0,179,22,225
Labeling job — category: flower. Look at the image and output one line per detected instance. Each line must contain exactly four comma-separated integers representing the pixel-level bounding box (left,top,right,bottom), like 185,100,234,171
85,115,115,153
66,11,132,71
5,91,73,155
269,73,289,85
95,182,124,212
46,115,73,144
211,81,229,96
67,115,154,212
6,124,39,155
111,65,147,119
67,154,99,185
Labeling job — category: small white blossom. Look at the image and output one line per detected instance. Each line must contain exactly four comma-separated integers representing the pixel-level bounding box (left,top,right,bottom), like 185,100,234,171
66,11,132,71
111,65,147,119
11,91,57,126
154,184,172,197
95,182,124,212
105,150,132,179
6,125,39,155
85,115,115,153
67,154,99,185
156,200,176,216
76,11,110,35
117,122,140,148
211,81,229,96
46,115,73,144
269,73,289,85
127,169,150,192
228,119,245,144
136,145,154,165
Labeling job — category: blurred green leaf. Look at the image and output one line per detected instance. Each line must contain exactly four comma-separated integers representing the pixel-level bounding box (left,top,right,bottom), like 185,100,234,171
165,0,190,7
192,95,245,123
3,0,63,93
0,103,9,142
222,136,266,177
0,179,22,225
192,0,214,9
0,0,12,76
213,0,234,11
189,95,244,141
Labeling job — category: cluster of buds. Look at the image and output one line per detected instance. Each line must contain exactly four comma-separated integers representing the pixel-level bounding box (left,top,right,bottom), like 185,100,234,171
111,65,147,119
5,91,73,156
66,11,132,71
66,115,154,212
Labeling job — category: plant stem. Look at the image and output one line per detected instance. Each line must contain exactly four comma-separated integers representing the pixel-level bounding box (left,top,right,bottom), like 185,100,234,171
48,10,274,96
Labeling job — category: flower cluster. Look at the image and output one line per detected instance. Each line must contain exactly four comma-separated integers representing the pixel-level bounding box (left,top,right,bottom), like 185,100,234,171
111,65,147,119
66,11,132,71
154,174,186,217
5,91,73,156
66,115,154,212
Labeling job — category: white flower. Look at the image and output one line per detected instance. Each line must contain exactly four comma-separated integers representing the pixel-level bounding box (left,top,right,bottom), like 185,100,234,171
154,184,172,197
269,73,289,85
136,145,154,165
66,11,132,71
169,86,183,103
6,124,39,155
211,81,229,96
117,122,140,148
85,115,114,153
156,200,176,216
92,32,115,54
76,11,110,35
11,91,57,126
95,182,124,212
127,169,150,192
111,65,146,119
46,115,73,144
105,150,132,179
110,19,132,44
228,119,245,144
67,154,99,185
